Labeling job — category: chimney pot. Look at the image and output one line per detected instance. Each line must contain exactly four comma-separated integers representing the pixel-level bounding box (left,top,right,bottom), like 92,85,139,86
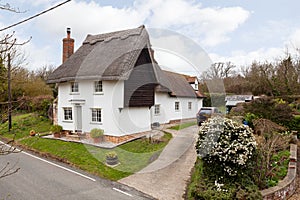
67,28,71,39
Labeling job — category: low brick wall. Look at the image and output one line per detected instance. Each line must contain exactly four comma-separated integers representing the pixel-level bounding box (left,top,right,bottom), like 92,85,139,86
261,144,297,200
104,131,149,144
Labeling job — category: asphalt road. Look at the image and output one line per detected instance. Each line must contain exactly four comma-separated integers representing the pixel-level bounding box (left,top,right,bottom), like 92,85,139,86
0,144,152,200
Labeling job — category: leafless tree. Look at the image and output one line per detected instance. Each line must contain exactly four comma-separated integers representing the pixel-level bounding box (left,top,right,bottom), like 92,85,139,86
202,62,236,80
0,3,27,179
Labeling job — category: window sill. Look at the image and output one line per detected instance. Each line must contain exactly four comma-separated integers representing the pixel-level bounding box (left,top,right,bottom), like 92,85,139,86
154,113,160,116
93,92,104,95
90,122,103,125
62,120,73,123
70,92,80,95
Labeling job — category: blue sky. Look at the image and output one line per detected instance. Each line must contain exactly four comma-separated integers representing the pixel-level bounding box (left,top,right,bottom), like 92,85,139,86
1,0,300,75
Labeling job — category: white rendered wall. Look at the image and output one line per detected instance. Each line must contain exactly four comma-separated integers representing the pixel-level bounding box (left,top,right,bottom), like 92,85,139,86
58,80,125,135
151,92,203,124
117,107,151,136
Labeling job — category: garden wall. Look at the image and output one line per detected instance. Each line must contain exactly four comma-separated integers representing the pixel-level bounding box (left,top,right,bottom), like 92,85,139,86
261,144,297,200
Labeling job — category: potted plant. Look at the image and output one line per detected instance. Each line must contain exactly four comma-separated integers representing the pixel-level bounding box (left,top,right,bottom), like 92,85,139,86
90,128,104,143
105,151,119,166
29,130,36,137
50,125,63,138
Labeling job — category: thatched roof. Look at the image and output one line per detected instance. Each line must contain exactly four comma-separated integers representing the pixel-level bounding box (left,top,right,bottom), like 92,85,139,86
47,25,150,83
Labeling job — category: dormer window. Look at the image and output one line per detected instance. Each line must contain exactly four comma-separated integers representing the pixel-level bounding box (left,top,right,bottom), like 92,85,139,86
194,83,198,90
71,82,79,93
94,81,103,93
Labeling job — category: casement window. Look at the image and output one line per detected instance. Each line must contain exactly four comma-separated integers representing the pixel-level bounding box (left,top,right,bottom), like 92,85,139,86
71,82,79,93
154,104,160,115
63,107,73,121
91,108,102,123
175,102,180,111
188,102,192,110
94,81,103,93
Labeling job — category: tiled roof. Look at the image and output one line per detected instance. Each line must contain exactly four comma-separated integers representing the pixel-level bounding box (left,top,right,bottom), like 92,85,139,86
156,70,204,98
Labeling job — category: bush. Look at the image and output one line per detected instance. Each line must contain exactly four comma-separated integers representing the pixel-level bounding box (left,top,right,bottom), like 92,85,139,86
196,116,257,177
288,115,300,133
19,95,53,117
50,125,62,133
188,159,262,200
244,97,293,128
90,128,104,138
251,131,291,189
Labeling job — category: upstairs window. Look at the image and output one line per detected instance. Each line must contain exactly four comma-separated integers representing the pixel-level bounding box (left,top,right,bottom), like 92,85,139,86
63,107,72,121
175,102,180,111
91,108,102,123
94,81,103,93
71,82,79,93
194,83,198,90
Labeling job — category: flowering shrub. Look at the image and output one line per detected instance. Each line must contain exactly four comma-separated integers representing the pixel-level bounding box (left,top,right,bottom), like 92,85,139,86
196,116,257,176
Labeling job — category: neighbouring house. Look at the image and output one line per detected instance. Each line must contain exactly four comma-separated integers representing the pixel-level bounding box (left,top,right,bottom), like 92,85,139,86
47,25,204,143
225,95,253,113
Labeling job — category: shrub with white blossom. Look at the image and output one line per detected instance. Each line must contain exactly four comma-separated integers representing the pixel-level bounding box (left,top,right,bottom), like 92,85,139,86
196,116,257,176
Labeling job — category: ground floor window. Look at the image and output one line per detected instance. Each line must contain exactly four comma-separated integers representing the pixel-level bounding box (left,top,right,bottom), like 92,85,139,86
175,101,180,111
188,102,192,110
63,107,72,121
154,104,160,115
91,108,102,122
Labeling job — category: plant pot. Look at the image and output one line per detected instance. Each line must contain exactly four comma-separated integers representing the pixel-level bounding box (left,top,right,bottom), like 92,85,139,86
106,156,119,166
29,131,36,137
53,132,61,138
93,137,101,143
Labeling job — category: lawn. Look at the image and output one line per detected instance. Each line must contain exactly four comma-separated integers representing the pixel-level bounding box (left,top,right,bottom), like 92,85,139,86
0,112,172,181
169,121,196,130
0,113,52,140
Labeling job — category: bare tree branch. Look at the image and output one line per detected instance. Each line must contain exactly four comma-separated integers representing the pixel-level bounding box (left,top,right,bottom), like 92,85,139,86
0,2,24,13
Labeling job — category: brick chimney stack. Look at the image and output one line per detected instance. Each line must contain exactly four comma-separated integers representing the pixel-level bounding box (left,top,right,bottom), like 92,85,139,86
62,28,74,63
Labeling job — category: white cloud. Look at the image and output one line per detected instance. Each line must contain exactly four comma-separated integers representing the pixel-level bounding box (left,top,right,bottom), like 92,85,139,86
288,29,300,50
209,28,300,69
34,0,250,48
148,29,212,76
14,0,251,71
14,0,58,7
35,0,144,44
209,47,287,71
135,0,250,47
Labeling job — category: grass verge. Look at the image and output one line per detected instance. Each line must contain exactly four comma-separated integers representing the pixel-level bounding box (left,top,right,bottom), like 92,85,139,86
169,121,196,130
1,112,172,181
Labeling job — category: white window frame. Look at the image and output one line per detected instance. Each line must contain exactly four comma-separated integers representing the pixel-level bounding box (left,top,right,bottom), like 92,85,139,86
188,102,192,110
63,107,73,121
91,108,102,123
194,83,198,90
175,101,180,111
154,104,160,115
94,81,103,94
70,82,79,93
